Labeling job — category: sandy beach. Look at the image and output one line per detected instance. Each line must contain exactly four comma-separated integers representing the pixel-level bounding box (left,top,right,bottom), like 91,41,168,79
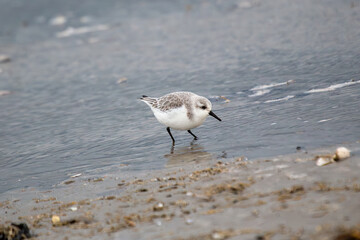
1,142,359,240
1,0,360,239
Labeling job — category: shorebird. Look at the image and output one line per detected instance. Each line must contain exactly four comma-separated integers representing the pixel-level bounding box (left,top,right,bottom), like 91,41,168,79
140,91,221,145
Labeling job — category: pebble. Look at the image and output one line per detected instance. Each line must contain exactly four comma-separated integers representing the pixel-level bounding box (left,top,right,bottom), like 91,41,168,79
0,223,31,239
0,90,11,96
212,232,226,240
0,55,11,63
186,191,194,197
117,77,127,84
335,147,350,160
51,215,61,225
153,202,164,211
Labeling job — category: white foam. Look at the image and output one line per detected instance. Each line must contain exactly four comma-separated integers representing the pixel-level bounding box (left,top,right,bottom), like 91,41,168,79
318,119,332,123
250,79,295,91
248,89,270,97
56,24,109,38
305,79,360,93
264,95,294,103
285,172,307,179
49,15,67,26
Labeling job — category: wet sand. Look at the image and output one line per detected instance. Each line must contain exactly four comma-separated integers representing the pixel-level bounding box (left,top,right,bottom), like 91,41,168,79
1,142,360,240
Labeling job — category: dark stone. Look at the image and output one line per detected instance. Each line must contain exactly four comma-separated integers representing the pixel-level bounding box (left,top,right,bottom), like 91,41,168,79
0,223,31,240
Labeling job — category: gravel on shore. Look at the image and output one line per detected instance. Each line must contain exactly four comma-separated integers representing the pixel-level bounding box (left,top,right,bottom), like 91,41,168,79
1,142,360,240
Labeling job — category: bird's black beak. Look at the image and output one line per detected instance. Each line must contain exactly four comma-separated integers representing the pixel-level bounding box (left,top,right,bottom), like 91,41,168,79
209,111,222,121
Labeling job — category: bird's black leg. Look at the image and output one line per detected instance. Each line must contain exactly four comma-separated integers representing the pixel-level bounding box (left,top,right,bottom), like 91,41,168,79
187,130,198,140
167,127,175,145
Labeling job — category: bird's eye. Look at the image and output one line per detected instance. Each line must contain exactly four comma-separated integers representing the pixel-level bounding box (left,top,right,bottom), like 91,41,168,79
201,106,207,110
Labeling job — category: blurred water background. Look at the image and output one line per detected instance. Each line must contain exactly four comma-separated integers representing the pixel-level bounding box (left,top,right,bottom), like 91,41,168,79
0,0,359,194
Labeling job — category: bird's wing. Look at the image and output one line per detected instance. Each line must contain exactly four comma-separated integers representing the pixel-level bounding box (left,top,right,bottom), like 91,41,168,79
157,93,185,111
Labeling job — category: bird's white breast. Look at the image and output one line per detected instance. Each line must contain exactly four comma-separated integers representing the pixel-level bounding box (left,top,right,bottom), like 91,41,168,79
151,105,206,130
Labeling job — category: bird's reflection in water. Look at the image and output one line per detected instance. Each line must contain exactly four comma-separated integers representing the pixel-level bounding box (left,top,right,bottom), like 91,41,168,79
164,142,214,167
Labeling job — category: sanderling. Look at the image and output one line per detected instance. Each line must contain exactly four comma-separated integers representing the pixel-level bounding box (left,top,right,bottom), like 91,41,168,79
140,91,222,145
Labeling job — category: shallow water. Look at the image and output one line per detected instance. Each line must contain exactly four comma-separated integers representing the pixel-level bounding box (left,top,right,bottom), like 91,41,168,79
0,0,359,194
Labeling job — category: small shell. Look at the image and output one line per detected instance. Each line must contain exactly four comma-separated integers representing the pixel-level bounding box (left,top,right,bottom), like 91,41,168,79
334,147,350,160
70,206,78,211
316,157,334,166
70,173,82,178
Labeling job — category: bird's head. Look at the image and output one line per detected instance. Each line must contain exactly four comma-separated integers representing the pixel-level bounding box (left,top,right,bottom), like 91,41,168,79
194,97,222,122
